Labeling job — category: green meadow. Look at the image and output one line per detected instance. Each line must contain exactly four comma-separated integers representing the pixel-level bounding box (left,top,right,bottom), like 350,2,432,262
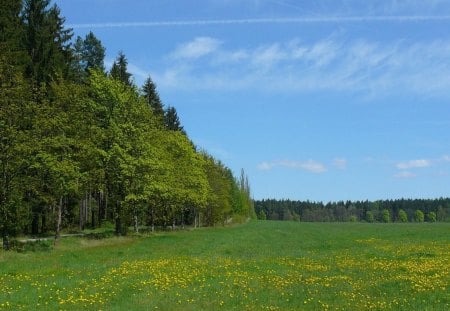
1,221,449,310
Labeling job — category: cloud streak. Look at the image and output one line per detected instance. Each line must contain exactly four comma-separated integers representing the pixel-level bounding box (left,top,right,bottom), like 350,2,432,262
257,159,327,173
67,15,450,29
152,36,450,98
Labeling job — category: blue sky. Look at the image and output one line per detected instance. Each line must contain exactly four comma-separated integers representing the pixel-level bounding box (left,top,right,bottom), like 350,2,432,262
57,0,450,202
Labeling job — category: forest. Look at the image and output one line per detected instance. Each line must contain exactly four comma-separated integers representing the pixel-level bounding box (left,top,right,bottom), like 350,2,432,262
0,0,255,249
255,198,450,222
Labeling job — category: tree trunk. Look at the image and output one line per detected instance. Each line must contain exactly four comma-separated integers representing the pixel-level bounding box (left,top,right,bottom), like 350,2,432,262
2,234,9,251
54,196,63,245
151,205,155,232
79,197,84,231
134,204,138,233
31,207,39,235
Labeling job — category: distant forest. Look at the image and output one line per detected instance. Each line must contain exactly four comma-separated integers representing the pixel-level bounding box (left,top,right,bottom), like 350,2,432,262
0,0,254,249
255,198,450,222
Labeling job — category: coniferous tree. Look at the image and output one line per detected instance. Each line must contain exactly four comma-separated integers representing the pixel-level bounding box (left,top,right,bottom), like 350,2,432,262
142,76,164,124
73,31,106,80
21,0,74,85
164,106,184,133
109,51,132,86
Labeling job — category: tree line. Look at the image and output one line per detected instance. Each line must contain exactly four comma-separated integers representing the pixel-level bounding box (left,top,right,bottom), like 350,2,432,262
0,0,255,249
255,198,450,223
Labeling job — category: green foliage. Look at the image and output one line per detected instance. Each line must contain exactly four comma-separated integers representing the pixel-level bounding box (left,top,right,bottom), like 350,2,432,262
381,209,390,223
366,211,374,223
109,51,132,86
142,76,164,125
426,211,436,222
414,209,425,223
0,0,254,243
73,31,106,80
255,198,450,223
258,210,267,220
398,209,408,222
22,0,74,85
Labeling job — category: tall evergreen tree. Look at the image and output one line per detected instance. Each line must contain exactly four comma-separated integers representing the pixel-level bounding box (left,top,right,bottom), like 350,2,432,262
109,51,132,86
164,106,184,133
142,76,164,123
0,0,27,79
21,0,74,85
74,31,106,79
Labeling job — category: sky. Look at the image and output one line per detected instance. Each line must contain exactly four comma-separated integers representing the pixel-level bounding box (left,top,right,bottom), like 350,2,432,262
56,0,450,202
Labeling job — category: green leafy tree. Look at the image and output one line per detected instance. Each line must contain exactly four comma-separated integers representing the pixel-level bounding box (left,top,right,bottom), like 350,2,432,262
414,209,424,222
426,211,436,222
258,210,267,220
366,211,374,223
381,209,390,222
398,209,408,222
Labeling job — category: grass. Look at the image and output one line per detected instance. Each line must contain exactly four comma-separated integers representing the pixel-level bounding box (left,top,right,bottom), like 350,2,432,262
0,221,449,310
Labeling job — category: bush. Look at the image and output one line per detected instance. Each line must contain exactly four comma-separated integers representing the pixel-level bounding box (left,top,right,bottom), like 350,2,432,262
349,215,357,222
414,210,425,222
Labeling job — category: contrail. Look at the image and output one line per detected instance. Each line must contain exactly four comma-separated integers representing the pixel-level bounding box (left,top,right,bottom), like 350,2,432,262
68,15,450,29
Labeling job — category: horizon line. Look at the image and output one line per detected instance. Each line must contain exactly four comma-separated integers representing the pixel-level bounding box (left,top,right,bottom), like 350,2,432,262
68,15,450,29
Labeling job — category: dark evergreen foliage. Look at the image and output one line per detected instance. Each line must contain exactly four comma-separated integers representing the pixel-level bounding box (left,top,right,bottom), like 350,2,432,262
73,31,105,79
21,0,74,85
109,51,132,86
142,76,164,125
254,198,450,222
164,106,185,133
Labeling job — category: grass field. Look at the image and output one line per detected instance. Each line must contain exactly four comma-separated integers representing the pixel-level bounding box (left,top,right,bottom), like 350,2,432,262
0,221,449,310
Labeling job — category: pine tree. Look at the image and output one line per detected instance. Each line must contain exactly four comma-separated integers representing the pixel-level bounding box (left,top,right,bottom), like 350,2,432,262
109,51,132,86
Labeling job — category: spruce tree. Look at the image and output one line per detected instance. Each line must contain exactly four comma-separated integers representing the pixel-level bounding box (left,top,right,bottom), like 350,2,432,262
164,106,185,133
142,76,164,123
74,31,106,79
21,0,74,85
109,51,132,86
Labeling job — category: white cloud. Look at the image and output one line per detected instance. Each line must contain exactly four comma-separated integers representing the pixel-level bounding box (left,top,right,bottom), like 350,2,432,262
394,171,417,179
333,158,347,170
257,159,327,173
252,44,286,68
396,159,431,170
155,36,450,98
171,37,222,59
443,155,450,162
